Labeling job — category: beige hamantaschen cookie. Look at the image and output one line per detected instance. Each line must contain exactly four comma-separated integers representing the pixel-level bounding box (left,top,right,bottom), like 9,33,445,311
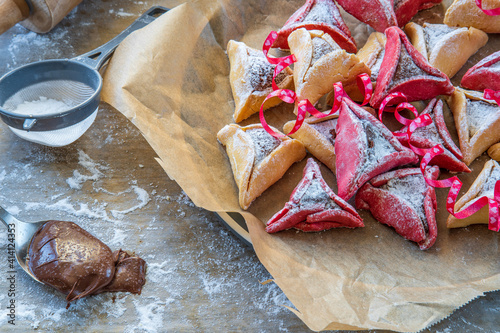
217,123,306,210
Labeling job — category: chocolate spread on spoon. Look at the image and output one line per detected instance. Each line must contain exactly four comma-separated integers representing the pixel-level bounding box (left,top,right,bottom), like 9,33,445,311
27,220,146,308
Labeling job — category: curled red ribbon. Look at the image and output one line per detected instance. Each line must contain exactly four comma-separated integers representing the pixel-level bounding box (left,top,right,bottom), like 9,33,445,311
475,0,500,15
262,31,297,91
379,96,500,231
357,73,373,106
259,31,372,138
259,89,297,138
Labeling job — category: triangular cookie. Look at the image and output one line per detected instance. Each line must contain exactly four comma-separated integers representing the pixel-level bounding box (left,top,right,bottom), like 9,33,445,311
335,97,419,200
461,50,500,91
395,0,442,28
405,22,488,78
447,159,500,228
444,0,500,33
336,0,398,32
273,0,357,53
283,114,338,174
395,98,470,173
446,87,500,165
356,32,387,90
217,123,306,210
371,26,454,108
227,40,294,123
266,158,364,233
288,28,370,109
356,166,440,250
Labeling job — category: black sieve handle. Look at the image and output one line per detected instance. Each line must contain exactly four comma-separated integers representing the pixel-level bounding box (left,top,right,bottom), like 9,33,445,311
72,6,169,70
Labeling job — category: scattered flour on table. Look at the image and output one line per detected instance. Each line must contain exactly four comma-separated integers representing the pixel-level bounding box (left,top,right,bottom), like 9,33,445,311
4,205,20,216
5,29,72,68
6,149,153,224
109,228,127,247
124,297,171,333
110,186,150,218
200,272,229,295
109,8,136,17
102,296,129,319
0,144,300,330
66,150,108,189
146,260,175,285
24,197,112,222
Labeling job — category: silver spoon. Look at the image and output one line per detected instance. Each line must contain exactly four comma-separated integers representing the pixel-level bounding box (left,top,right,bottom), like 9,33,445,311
0,206,44,282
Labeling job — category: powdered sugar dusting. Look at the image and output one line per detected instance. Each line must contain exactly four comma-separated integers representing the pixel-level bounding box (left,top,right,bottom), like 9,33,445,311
311,37,336,64
370,48,385,81
477,162,500,198
299,177,339,209
423,23,460,52
360,118,397,174
381,0,395,21
384,174,428,230
466,99,500,138
303,0,340,25
240,45,288,92
246,128,281,165
390,43,433,88
5,96,73,116
489,60,500,70
245,48,277,90
413,109,442,144
310,117,337,143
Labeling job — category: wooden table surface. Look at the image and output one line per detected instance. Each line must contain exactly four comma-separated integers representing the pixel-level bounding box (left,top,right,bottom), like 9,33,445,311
0,0,498,332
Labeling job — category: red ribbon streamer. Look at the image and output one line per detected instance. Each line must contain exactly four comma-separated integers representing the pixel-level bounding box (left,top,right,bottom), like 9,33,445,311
262,31,297,91
259,31,371,138
379,96,500,231
259,89,297,138
357,73,372,106
475,0,500,16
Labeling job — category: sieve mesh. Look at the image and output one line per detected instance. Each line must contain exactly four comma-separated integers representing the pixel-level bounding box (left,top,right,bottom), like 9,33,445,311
8,107,99,147
2,80,96,114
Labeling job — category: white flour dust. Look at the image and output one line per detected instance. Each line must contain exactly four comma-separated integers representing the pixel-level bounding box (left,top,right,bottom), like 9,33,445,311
66,150,108,189
111,186,150,218
5,29,72,69
126,297,169,333
7,96,72,116
109,8,136,17
0,141,299,331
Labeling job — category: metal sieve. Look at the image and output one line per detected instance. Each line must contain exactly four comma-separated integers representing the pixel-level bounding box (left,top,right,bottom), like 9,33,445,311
0,6,169,147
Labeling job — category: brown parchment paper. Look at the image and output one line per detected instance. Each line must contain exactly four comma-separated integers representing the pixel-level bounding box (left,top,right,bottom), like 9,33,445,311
101,0,500,331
